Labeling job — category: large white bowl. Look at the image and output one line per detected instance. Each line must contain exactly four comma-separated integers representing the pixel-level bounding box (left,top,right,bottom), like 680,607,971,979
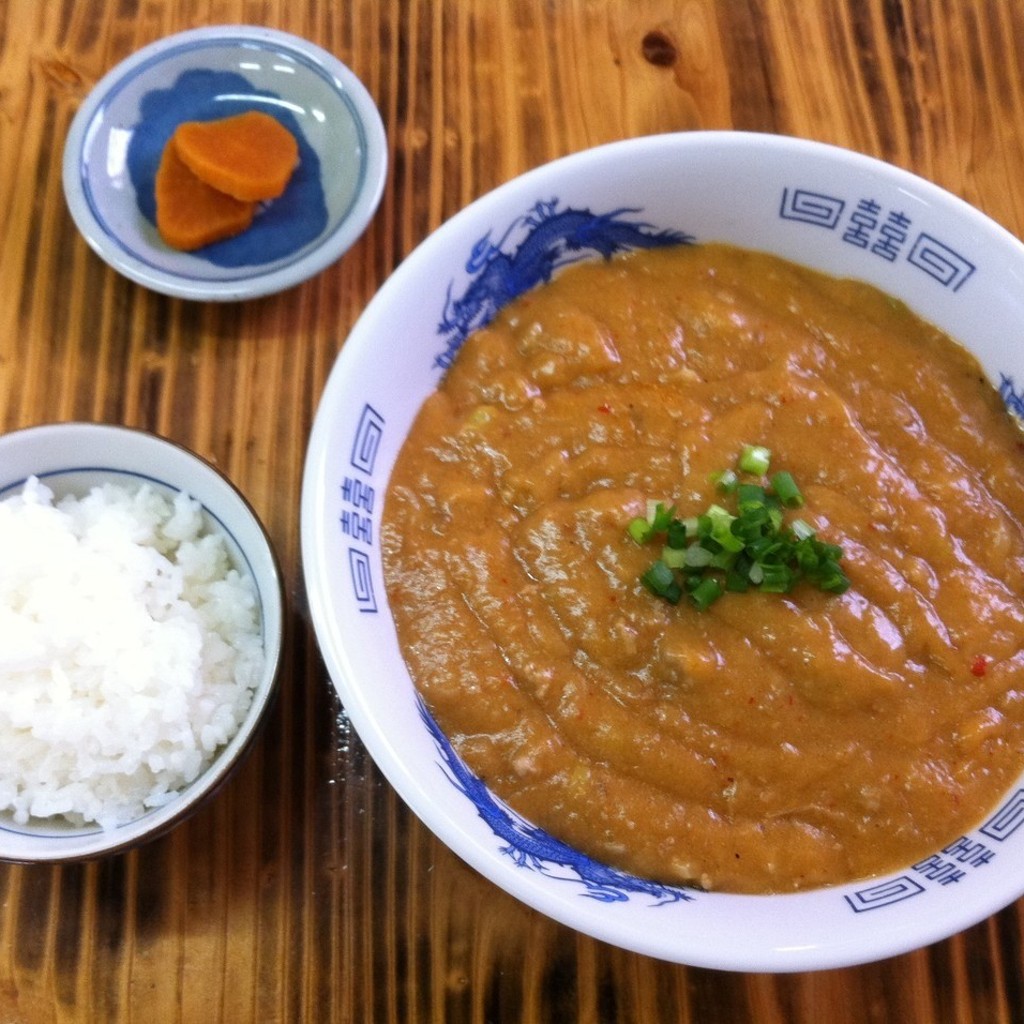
301,131,1024,972
0,423,285,861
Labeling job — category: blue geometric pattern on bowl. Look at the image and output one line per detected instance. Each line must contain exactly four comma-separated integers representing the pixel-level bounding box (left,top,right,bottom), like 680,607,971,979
844,875,925,913
779,185,976,290
433,199,693,369
417,694,691,906
126,68,328,267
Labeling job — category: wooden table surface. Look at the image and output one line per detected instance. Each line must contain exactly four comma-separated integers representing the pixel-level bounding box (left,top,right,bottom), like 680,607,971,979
3,1,1024,1021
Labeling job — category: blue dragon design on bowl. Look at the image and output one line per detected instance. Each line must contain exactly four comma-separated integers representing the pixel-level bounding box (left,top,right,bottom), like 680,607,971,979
433,199,693,369
999,374,1024,420
418,695,692,906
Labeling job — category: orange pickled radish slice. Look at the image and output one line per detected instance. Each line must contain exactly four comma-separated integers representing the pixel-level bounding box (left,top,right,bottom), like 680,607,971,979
155,139,255,251
172,111,299,201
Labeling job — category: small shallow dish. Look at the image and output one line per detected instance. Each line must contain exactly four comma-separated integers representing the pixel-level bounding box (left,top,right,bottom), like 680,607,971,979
301,132,1024,971
62,25,387,301
0,422,285,862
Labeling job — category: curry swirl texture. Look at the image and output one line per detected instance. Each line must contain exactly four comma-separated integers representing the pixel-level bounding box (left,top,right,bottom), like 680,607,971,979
381,243,1024,894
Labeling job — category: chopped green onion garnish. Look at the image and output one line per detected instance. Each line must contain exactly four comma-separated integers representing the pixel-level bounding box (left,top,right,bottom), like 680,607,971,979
770,470,803,508
684,544,715,568
708,548,736,571
649,501,675,532
790,518,815,541
628,446,848,610
641,560,682,604
725,565,751,592
736,483,767,511
713,468,739,493
690,576,724,611
705,504,745,553
758,563,794,592
665,518,690,549
628,517,652,544
738,444,772,476
661,546,689,569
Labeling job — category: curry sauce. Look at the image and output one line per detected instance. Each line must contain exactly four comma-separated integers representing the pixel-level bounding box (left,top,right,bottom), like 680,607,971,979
381,244,1024,894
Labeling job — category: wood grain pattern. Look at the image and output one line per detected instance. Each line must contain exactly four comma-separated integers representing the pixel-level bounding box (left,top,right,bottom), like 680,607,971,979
2,1,1024,1020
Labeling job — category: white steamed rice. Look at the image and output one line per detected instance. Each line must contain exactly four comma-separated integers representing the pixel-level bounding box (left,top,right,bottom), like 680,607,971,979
0,476,264,830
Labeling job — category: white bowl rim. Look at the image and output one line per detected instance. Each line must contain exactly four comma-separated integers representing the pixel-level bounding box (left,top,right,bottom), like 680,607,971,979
61,24,388,301
301,130,1024,971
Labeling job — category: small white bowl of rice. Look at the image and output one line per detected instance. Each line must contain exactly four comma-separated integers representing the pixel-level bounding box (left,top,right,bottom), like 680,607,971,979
0,422,284,862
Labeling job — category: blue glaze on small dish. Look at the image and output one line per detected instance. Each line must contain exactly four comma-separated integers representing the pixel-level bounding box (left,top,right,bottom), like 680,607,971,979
127,68,328,267
63,26,387,300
